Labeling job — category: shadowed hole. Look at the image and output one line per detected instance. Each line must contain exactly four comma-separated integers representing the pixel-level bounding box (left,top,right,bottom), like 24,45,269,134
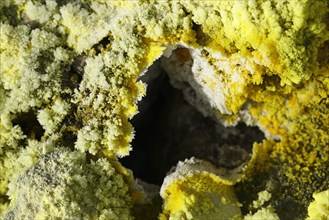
12,110,45,141
121,59,265,185
61,55,85,90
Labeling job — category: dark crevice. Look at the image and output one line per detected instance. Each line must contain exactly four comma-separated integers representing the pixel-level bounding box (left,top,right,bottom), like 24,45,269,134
61,106,83,129
61,55,85,89
192,20,208,46
1,5,20,26
36,51,54,75
12,110,45,141
318,40,329,66
0,194,9,204
121,60,265,185
59,105,83,151
262,74,281,91
92,36,111,55
22,17,41,30
235,171,269,215
60,129,77,151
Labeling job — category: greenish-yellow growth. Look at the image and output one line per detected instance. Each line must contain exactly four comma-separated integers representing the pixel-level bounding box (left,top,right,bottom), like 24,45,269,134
244,207,279,220
3,147,133,220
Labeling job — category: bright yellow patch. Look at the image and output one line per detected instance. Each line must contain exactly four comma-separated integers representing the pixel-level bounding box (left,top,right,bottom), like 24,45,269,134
161,172,241,220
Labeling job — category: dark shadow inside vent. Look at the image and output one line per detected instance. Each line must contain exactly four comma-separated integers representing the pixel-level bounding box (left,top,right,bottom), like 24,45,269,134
120,60,265,185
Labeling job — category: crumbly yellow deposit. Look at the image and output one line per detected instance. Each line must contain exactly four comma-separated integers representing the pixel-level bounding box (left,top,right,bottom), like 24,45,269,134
244,207,279,220
1,0,328,219
3,147,134,219
307,189,329,220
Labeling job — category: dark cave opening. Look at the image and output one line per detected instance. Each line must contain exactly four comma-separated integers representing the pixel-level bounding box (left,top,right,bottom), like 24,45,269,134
12,110,45,141
120,60,265,185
